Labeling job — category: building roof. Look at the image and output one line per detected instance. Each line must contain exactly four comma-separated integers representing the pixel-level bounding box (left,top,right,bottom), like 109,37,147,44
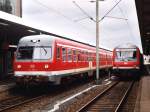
135,0,150,55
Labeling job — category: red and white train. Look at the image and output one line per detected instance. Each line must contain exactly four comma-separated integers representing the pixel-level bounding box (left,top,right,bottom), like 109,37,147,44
14,35,113,85
113,43,142,76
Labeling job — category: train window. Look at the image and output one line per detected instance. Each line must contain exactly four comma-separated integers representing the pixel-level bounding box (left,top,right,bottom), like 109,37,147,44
56,47,60,59
33,46,52,60
17,46,52,60
67,48,72,62
84,52,86,61
88,52,91,61
73,50,77,62
115,48,137,62
73,50,76,55
85,52,88,61
62,48,67,61
78,51,81,61
81,51,84,61
17,46,33,60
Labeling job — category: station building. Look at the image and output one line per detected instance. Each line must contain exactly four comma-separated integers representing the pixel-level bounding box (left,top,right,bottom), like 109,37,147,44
0,0,22,17
0,0,22,79
0,0,21,79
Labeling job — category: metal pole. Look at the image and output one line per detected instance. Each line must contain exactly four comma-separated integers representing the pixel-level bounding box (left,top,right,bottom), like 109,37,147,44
96,0,100,83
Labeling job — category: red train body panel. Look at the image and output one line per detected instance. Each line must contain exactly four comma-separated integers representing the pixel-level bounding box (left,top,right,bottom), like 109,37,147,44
14,35,113,84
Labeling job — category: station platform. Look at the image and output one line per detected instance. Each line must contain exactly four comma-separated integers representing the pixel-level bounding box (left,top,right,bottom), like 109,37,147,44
135,75,150,112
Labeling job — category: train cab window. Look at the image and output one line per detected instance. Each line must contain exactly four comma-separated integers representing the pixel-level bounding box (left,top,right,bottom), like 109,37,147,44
56,47,60,59
67,48,72,62
115,48,137,62
62,48,67,61
17,46,33,60
33,46,52,60
17,46,52,60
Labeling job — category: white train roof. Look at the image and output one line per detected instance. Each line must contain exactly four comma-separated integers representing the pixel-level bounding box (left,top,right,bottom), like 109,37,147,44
19,35,56,46
115,43,138,49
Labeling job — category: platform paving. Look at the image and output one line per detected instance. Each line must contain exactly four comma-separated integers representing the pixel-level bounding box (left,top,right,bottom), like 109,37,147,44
135,75,150,112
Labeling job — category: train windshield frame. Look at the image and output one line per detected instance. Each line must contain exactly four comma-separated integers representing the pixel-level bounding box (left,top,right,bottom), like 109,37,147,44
16,46,52,60
115,48,137,62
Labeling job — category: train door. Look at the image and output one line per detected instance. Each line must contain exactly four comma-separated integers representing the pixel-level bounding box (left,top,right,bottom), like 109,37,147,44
88,53,92,70
56,45,62,71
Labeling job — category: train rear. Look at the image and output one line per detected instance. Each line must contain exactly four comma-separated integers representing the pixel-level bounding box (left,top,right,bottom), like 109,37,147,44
113,44,141,76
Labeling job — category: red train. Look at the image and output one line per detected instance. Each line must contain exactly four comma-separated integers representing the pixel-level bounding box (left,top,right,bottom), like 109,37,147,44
113,43,142,76
14,35,113,85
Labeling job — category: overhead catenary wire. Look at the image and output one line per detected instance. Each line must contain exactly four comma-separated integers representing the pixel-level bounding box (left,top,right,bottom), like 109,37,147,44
115,0,135,40
73,0,125,23
73,1,96,22
32,0,94,33
99,0,122,22
105,16,127,20
33,0,73,22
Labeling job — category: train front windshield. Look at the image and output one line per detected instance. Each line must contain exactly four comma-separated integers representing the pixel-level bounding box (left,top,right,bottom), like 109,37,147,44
115,48,137,62
16,46,52,60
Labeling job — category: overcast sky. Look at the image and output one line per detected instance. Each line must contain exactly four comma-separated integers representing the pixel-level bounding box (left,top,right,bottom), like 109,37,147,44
22,0,142,51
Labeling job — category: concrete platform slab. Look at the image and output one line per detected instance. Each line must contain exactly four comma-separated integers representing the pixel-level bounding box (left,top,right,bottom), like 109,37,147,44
135,76,150,112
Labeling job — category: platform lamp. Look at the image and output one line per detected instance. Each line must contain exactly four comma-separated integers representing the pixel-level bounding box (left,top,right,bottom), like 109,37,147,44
90,0,105,84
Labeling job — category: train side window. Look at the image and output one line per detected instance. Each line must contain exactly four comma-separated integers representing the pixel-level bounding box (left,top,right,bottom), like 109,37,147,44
78,51,81,61
88,52,91,61
62,48,67,61
86,52,88,61
56,46,60,59
67,48,72,62
73,50,77,62
81,51,84,61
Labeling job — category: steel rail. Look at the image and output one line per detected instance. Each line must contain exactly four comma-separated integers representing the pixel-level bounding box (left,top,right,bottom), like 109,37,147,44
0,80,96,112
0,94,46,112
115,81,134,112
77,81,119,112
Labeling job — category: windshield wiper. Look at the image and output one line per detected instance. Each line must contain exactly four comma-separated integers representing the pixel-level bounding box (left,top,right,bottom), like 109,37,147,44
41,46,47,55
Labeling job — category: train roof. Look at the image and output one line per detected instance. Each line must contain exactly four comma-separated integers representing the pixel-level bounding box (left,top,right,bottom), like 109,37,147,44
18,35,55,46
115,43,138,49
19,35,112,52
19,35,54,41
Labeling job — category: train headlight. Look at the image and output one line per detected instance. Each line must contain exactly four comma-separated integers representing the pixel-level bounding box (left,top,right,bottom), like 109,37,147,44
45,64,49,69
17,65,21,69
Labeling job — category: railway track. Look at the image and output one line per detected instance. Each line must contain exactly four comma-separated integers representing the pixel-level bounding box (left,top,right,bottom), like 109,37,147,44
0,79,14,85
77,81,134,112
0,94,46,111
0,78,100,112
